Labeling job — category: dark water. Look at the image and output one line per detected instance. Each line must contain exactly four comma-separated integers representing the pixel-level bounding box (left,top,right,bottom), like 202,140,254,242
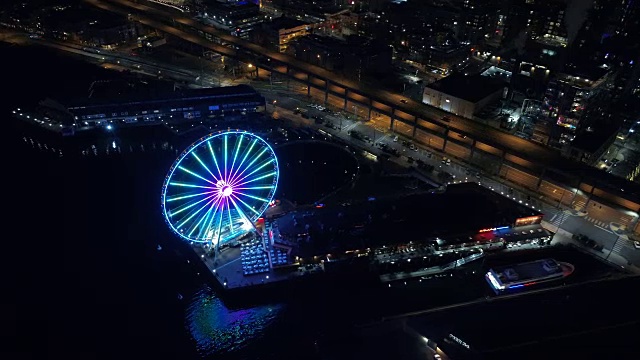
2,43,292,359
6,43,640,360
2,43,375,360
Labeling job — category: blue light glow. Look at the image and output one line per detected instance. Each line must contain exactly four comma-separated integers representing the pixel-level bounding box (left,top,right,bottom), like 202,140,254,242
162,131,279,245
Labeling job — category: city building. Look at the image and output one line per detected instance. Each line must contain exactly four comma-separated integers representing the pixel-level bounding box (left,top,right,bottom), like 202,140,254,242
407,29,470,72
33,6,140,46
37,84,265,129
199,0,266,38
423,74,507,119
262,0,342,23
138,34,167,49
564,123,619,165
288,34,392,77
252,16,313,53
324,9,365,37
459,0,499,46
502,0,568,45
543,66,611,143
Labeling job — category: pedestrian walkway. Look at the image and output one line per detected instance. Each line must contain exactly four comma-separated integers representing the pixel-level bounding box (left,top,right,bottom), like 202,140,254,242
612,237,627,254
548,211,572,228
585,216,609,228
573,198,587,211
551,231,640,274
266,91,640,268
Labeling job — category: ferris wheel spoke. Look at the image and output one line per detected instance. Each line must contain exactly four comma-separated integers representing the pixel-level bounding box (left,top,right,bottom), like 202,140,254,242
230,193,261,216
228,147,268,185
233,171,277,187
234,190,271,204
186,198,216,237
228,195,253,226
175,194,219,230
227,134,244,184
164,132,277,244
226,197,234,234
171,192,219,218
166,189,217,203
230,138,258,182
214,197,226,245
178,165,216,185
207,140,224,181
169,181,214,190
233,185,275,191
196,196,224,241
223,135,229,181
189,196,222,238
230,158,274,187
192,152,218,183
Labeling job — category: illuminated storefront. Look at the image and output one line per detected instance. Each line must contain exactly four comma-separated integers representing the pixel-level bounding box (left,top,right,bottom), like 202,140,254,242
514,215,543,227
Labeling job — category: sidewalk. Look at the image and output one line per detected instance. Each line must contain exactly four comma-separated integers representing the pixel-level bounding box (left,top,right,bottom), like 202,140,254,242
266,88,640,268
551,229,640,274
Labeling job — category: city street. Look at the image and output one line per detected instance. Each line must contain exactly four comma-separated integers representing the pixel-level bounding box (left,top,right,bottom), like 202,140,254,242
258,88,640,271
4,26,638,272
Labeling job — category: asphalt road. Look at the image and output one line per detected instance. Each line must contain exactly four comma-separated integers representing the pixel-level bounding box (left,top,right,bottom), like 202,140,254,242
90,0,587,170
554,213,640,265
8,21,638,270
259,88,640,268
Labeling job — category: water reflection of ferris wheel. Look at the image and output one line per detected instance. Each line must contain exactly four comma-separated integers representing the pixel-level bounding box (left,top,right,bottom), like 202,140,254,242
161,131,279,249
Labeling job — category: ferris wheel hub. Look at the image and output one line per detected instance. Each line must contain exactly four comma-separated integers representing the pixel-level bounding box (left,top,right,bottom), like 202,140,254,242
221,185,233,197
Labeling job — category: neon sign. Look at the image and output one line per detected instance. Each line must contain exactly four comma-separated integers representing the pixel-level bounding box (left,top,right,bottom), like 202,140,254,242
478,226,510,233
448,334,470,349
517,216,542,222
515,215,543,226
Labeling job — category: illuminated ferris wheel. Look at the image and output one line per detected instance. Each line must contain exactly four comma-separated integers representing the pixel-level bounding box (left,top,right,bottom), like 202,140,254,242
161,131,279,247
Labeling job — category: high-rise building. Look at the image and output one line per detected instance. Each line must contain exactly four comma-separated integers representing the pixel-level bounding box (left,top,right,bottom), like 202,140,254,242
459,0,499,46
542,65,610,145
502,0,567,47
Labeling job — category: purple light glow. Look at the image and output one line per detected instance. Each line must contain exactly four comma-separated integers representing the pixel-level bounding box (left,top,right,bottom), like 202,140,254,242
162,131,279,244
